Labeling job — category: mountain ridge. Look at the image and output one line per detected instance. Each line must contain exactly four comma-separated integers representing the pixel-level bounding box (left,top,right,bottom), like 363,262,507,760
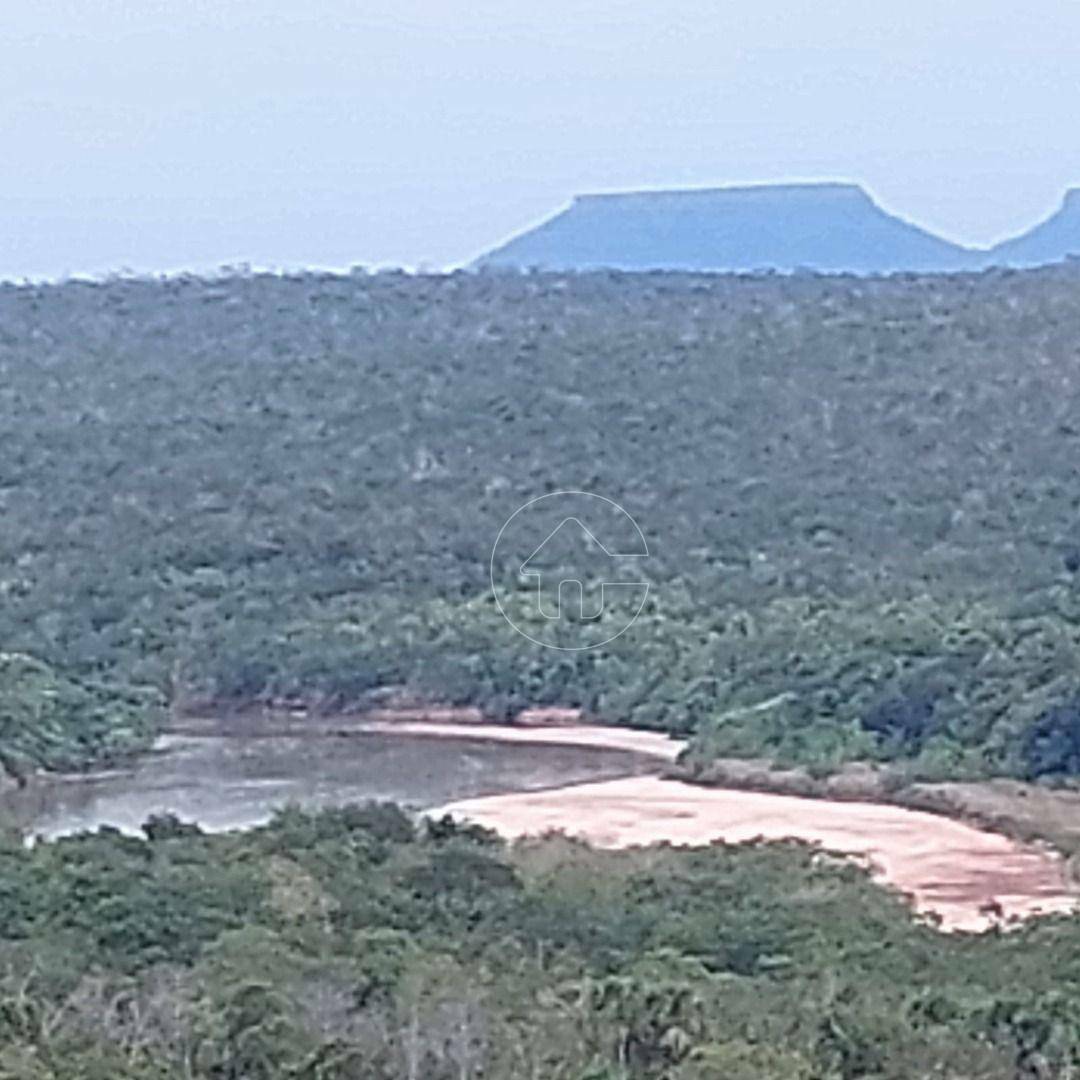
475,182,1080,274
988,187,1080,267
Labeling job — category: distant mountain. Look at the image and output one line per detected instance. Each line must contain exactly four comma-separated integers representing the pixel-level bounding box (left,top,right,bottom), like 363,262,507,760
475,183,983,274
988,189,1080,268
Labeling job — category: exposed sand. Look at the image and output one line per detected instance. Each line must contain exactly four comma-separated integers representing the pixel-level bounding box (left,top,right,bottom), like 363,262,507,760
355,719,684,762
175,712,1075,932
435,776,1076,931
384,720,1078,932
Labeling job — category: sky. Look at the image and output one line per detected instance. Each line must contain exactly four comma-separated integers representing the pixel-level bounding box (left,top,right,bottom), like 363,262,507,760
3,0,1080,279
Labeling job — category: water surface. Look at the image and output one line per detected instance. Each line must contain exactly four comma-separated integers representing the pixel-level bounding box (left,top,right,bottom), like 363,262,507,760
2,727,659,840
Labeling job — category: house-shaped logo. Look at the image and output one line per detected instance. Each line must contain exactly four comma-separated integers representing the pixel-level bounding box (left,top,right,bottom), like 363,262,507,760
519,517,648,620
490,490,650,651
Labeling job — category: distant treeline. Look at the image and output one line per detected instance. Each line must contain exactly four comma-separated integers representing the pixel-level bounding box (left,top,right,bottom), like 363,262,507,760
4,266,1080,778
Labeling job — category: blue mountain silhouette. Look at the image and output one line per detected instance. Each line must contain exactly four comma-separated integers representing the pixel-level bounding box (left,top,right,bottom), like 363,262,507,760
475,182,1080,275
988,189,1080,267
475,183,982,275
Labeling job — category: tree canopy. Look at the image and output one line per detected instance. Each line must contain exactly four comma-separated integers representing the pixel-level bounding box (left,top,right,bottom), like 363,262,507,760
4,266,1080,779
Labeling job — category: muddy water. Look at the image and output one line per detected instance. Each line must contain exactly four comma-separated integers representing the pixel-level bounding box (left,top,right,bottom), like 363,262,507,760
1,727,661,841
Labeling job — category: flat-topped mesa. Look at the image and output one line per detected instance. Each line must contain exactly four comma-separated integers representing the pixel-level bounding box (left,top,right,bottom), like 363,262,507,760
988,188,1080,268
572,181,873,210
475,182,982,275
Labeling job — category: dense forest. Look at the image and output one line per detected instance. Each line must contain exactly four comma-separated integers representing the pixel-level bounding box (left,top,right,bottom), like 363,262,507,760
3,802,1080,1079
4,266,1080,779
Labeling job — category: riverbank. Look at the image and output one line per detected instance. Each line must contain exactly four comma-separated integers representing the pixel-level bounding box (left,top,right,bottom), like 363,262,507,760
0,716,664,841
353,716,1079,932
171,707,683,761
10,708,1078,932
433,775,1075,932
353,719,683,761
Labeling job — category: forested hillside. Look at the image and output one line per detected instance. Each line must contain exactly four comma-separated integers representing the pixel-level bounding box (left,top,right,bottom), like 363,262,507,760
4,265,1080,778
4,803,1080,1079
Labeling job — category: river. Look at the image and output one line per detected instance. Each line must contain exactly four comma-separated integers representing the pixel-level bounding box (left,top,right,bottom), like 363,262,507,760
0,718,665,840
1,717,1074,932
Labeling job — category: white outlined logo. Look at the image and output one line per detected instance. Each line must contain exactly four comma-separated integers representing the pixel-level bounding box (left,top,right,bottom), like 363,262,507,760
490,491,649,650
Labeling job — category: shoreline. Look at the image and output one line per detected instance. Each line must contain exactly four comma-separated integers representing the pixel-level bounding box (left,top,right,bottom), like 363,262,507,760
356,716,1077,932
19,709,1079,932
350,719,685,762
431,771,1077,933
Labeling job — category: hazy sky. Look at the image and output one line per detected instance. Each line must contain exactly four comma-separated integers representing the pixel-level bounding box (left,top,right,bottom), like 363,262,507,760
4,0,1080,278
